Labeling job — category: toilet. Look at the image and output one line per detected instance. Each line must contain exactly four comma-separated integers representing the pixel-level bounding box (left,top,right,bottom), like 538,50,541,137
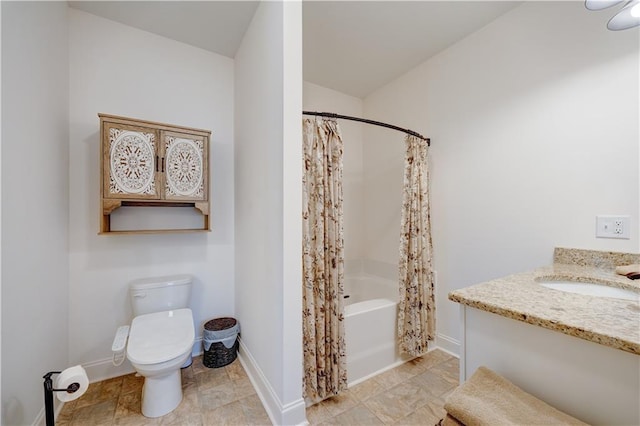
126,275,195,418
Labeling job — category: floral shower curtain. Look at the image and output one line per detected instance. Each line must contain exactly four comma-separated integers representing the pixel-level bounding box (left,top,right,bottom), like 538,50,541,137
302,118,348,402
398,135,435,357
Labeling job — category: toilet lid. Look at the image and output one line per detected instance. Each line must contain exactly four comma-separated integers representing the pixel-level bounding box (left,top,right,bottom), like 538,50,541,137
127,308,195,365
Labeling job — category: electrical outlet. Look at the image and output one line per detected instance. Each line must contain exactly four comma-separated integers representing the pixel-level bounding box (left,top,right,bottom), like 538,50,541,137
614,220,624,235
596,215,631,239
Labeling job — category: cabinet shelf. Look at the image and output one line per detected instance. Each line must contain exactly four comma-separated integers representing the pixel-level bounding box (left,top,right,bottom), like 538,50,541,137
99,228,210,236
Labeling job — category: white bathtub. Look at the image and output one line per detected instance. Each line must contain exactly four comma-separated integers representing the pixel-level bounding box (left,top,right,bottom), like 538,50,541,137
344,275,405,385
343,275,397,306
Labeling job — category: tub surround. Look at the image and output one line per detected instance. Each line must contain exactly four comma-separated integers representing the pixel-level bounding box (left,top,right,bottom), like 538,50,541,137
449,248,640,355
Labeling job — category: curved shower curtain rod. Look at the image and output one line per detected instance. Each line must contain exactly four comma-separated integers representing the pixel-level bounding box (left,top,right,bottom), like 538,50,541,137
302,111,430,146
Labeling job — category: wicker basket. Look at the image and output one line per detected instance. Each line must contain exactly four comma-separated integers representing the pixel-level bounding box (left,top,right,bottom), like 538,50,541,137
203,317,239,368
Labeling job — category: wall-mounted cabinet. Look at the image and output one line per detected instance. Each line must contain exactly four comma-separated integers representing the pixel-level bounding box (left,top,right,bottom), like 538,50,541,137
99,114,211,234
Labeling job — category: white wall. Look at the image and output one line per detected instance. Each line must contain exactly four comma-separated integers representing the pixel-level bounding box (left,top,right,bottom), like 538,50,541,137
361,125,406,280
234,2,304,424
68,9,235,378
302,82,364,272
363,1,639,354
1,2,70,424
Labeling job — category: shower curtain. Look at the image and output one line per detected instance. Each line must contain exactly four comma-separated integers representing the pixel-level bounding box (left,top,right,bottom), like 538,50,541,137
398,134,435,357
302,118,348,402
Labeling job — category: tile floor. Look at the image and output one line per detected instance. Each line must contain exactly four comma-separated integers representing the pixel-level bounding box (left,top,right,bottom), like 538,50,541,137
56,356,270,426
308,349,458,425
57,349,458,425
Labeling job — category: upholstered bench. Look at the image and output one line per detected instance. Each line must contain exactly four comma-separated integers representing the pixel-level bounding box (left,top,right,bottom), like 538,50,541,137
442,367,589,426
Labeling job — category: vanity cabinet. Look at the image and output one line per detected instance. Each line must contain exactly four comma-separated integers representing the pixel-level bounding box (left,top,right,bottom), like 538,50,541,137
99,114,210,234
459,306,639,425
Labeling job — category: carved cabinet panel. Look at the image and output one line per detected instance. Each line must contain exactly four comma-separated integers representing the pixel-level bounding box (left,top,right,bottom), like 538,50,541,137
103,122,161,199
99,114,211,234
162,131,207,201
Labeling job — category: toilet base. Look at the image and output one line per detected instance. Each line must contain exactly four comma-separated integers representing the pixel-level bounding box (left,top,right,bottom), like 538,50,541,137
140,369,183,418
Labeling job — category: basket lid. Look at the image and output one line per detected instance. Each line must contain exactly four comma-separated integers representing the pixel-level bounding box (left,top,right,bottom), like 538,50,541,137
204,317,237,331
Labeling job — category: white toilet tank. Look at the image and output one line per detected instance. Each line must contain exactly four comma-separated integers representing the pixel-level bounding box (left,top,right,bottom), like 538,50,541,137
130,274,193,317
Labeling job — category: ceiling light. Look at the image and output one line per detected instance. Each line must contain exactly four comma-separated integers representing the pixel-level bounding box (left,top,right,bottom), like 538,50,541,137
607,0,640,30
585,0,640,30
585,0,625,10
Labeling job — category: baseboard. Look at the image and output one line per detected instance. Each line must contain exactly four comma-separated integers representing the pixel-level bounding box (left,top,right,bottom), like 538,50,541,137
435,333,461,357
31,384,66,426
347,358,407,387
81,338,203,383
32,407,46,426
237,339,307,426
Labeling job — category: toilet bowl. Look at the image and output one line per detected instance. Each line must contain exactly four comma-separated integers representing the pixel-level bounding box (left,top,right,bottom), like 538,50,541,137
127,308,195,418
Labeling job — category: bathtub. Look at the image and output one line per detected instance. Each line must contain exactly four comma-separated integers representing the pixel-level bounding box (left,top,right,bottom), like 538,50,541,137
344,275,406,385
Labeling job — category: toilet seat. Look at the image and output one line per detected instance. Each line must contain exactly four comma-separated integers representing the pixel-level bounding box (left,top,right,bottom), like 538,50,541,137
127,308,194,365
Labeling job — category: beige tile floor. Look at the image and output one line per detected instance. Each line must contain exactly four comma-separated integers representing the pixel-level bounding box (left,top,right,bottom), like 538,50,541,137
56,356,270,426
57,349,458,425
309,349,458,426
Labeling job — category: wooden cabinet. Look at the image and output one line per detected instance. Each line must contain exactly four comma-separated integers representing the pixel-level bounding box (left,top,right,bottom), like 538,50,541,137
99,114,211,234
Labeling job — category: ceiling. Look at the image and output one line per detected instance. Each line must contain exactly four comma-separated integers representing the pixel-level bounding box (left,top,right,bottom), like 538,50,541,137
304,1,521,98
68,1,522,99
68,1,260,58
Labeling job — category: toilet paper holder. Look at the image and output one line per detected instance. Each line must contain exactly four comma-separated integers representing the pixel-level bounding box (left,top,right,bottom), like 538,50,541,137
42,371,81,426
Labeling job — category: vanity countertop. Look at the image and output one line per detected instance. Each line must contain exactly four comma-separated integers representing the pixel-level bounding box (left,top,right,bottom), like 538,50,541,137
448,249,640,355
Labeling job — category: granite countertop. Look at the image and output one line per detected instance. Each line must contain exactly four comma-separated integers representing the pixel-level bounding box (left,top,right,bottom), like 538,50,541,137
448,248,640,355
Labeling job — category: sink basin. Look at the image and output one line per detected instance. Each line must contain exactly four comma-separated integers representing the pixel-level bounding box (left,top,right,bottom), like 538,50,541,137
538,280,639,302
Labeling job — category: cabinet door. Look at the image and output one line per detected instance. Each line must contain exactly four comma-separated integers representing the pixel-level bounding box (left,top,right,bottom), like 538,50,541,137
161,131,208,201
103,122,161,199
